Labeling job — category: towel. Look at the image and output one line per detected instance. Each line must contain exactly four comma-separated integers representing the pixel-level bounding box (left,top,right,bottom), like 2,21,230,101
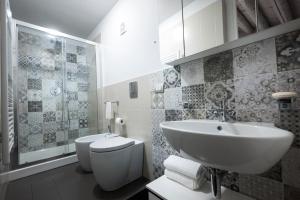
105,102,113,120
164,169,206,190
163,155,204,179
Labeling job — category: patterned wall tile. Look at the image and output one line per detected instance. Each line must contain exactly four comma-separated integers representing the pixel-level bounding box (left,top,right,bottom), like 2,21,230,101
79,128,89,137
165,110,183,121
78,111,88,119
78,83,89,92
163,66,181,89
43,100,56,112
152,146,168,178
18,86,28,104
222,173,240,192
68,100,79,111
203,51,233,82
28,112,43,124
284,185,300,200
66,44,76,54
28,78,42,90
78,92,88,101
66,81,78,92
205,80,235,110
18,124,29,137
277,69,300,94
151,92,164,109
67,72,77,81
151,109,166,148
18,101,28,115
77,64,88,73
151,109,165,135
28,90,42,101
236,109,279,123
260,162,282,182
70,119,79,130
206,110,236,121
180,59,204,86
182,109,206,120
66,92,78,102
43,122,57,134
69,110,78,120
43,132,56,145
164,88,182,110
77,56,87,65
79,119,88,128
235,73,278,110
29,122,43,135
27,134,43,151
28,101,42,112
182,84,205,109
56,131,66,143
66,63,78,73
150,70,164,91
68,130,79,141
78,101,88,110
77,46,86,55
66,53,77,63
233,38,277,78
277,109,300,148
42,79,56,98
18,135,29,153
56,122,65,132
282,148,300,188
43,111,56,122
276,30,300,72
19,113,28,124
239,174,284,200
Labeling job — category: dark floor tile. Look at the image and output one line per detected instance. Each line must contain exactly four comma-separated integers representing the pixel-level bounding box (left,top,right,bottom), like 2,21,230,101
31,177,61,200
5,178,33,200
284,185,300,200
5,163,149,200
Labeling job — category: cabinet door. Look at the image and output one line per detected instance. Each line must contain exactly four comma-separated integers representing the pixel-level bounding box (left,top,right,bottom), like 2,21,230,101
158,0,184,64
183,0,225,57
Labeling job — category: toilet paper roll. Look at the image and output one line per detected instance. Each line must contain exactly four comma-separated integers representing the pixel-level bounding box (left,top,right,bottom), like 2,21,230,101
115,117,125,136
115,117,125,125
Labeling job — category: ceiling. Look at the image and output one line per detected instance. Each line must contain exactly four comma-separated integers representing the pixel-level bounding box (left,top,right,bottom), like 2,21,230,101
10,0,119,39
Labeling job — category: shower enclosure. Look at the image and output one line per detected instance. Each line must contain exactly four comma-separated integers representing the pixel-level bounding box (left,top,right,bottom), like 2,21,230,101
14,21,99,165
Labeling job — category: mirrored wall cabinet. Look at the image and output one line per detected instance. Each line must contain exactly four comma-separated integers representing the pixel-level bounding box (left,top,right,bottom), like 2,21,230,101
158,0,300,64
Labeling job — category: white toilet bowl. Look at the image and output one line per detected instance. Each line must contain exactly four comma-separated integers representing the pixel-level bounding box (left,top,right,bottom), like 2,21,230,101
75,134,106,171
90,136,144,191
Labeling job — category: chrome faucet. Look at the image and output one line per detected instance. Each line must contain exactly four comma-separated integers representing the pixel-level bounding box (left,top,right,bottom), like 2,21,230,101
219,100,226,122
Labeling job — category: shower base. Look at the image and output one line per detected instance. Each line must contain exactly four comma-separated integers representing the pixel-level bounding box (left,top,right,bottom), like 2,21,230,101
19,143,76,165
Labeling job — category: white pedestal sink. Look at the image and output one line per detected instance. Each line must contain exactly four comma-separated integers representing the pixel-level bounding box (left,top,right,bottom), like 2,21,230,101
160,120,294,174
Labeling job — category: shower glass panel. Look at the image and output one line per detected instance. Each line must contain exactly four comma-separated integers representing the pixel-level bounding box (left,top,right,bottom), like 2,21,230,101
15,24,98,165
64,38,98,148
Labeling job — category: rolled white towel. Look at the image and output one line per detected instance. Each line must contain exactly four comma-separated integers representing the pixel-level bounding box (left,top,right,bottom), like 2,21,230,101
163,155,204,179
164,169,206,190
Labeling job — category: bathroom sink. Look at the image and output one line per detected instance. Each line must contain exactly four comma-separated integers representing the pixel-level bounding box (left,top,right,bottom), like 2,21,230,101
160,120,294,174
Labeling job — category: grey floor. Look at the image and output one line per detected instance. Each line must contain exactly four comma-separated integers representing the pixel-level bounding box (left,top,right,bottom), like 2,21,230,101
4,163,149,200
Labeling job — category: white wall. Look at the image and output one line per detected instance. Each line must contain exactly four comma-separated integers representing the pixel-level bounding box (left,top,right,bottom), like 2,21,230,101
88,0,163,86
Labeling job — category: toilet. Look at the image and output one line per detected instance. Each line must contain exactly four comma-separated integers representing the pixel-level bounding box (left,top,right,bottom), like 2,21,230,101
90,136,144,191
75,134,106,171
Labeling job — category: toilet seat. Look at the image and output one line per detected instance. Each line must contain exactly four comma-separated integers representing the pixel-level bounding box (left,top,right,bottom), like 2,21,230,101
90,137,135,153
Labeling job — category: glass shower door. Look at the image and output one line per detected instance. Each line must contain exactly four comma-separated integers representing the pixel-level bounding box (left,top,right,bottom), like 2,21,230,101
16,25,68,164
63,38,98,153
15,24,99,166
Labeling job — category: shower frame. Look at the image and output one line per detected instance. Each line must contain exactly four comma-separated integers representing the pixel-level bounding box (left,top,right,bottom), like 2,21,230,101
11,19,101,166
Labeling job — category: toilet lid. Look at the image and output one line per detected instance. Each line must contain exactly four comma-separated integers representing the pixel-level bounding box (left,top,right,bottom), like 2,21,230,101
90,137,135,153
